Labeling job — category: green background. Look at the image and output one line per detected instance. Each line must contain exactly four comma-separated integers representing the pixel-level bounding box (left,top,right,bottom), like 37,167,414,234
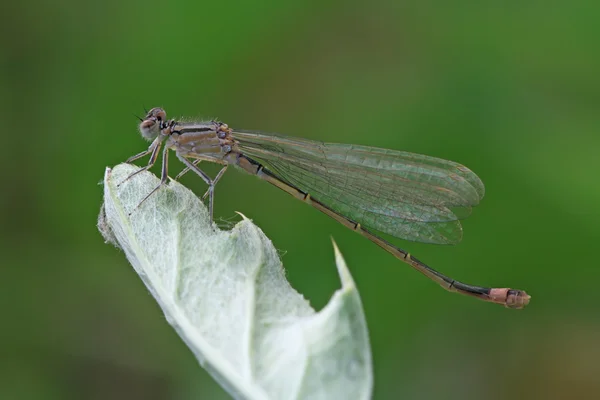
2,1,599,399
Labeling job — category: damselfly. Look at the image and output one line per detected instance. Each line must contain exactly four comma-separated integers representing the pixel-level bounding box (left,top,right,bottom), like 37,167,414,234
121,107,530,309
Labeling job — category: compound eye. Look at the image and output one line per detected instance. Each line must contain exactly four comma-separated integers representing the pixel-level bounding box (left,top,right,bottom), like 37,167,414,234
146,107,167,122
139,118,159,140
140,118,157,130
138,107,168,140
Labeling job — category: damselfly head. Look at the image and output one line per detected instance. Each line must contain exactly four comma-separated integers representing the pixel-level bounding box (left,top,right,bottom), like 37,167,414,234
139,107,167,140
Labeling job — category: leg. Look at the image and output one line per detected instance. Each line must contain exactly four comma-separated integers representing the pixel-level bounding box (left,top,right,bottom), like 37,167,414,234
119,138,162,186
126,148,152,163
201,166,228,222
201,165,228,201
129,145,170,215
176,155,228,223
174,159,202,181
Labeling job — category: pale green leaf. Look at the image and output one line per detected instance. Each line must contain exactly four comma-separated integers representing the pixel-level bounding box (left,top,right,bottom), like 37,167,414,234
98,164,373,400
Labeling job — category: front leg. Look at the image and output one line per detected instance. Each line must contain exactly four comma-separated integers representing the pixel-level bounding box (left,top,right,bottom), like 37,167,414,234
119,137,163,187
129,145,170,215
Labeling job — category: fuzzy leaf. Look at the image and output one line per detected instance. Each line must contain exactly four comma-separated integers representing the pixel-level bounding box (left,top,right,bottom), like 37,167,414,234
98,164,373,400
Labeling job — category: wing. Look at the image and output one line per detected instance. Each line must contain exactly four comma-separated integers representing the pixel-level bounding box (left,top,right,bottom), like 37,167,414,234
232,130,485,245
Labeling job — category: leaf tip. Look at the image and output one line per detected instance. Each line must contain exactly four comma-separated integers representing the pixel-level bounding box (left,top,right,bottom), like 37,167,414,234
234,211,250,221
330,238,355,291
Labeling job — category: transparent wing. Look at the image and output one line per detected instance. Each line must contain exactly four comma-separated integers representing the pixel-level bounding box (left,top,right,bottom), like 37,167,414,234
233,130,485,245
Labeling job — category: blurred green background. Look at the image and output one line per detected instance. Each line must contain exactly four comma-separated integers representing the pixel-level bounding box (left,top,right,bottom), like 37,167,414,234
2,1,599,399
